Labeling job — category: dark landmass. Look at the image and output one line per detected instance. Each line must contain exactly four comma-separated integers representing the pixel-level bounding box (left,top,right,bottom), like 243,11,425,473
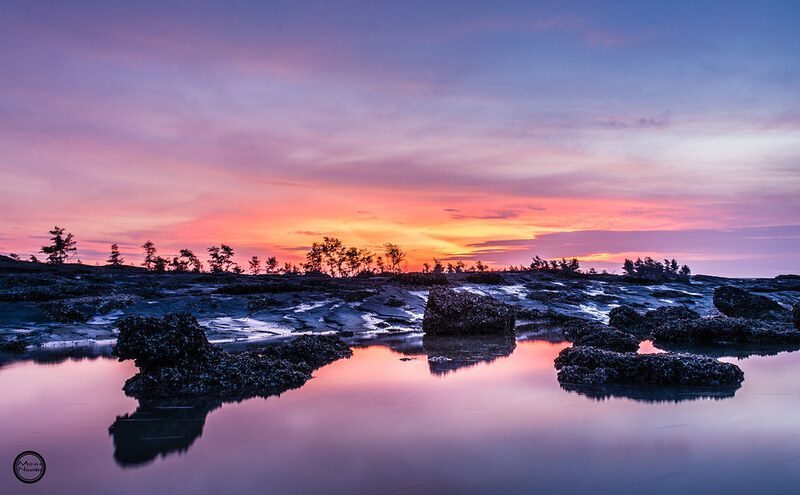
1,255,799,396
113,313,352,400
554,346,744,387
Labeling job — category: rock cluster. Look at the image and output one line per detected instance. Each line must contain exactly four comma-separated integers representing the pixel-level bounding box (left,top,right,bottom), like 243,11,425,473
113,312,352,399
653,317,800,346
422,288,515,336
608,304,699,333
554,346,744,387
562,321,639,352
713,285,782,318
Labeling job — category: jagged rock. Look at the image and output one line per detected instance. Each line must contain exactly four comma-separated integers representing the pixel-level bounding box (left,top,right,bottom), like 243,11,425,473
261,335,352,369
391,273,449,286
653,317,800,346
713,286,782,318
246,296,280,312
562,322,639,352
384,295,405,307
215,281,301,295
642,305,700,328
608,304,699,333
422,288,515,336
554,346,744,387
112,312,352,399
464,272,507,285
608,305,644,331
37,302,90,323
793,303,800,330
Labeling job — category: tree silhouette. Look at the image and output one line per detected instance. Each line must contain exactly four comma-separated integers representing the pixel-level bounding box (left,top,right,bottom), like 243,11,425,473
171,249,202,272
141,240,157,270
41,226,77,264
265,256,278,274
249,256,261,275
108,244,124,266
208,244,235,272
383,243,405,273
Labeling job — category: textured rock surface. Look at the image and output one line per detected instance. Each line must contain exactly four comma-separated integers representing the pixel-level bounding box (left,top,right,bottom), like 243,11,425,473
609,304,699,334
608,305,645,331
113,312,352,399
562,321,639,352
713,286,782,318
794,303,800,330
653,317,800,346
422,288,515,336
554,346,744,387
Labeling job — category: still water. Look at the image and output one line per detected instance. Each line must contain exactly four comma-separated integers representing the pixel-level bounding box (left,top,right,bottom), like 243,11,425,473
2,341,800,494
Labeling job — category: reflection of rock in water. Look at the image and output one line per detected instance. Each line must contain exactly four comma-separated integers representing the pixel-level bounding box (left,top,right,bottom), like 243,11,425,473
0,345,114,369
560,383,739,404
108,400,220,467
655,342,800,360
423,334,516,375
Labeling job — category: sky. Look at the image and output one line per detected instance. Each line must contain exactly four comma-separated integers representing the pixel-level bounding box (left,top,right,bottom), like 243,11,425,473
1,0,799,277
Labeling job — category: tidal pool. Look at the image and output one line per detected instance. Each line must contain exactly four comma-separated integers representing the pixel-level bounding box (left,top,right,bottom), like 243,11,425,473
2,341,800,494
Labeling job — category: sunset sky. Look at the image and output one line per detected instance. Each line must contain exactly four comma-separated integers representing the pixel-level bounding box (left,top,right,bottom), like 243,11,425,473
1,1,799,276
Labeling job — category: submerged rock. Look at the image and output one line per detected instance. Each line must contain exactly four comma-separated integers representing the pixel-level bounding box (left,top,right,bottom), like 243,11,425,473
713,286,782,318
113,312,352,399
562,322,639,352
554,346,744,387
422,288,515,336
653,317,800,346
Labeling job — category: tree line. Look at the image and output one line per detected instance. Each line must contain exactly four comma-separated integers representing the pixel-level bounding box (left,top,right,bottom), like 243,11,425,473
14,226,693,279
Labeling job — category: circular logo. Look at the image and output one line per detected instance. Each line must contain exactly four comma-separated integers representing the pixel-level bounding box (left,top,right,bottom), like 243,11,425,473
13,451,45,484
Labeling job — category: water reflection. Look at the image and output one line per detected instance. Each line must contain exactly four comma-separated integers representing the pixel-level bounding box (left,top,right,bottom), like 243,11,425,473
0,344,113,368
109,400,219,467
560,383,740,403
654,342,800,360
422,334,516,375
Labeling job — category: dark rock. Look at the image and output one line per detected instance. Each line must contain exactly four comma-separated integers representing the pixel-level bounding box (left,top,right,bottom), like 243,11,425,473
384,295,405,307
261,335,352,369
215,281,301,295
608,305,645,331
390,273,449,287
422,288,515,336
651,289,699,299
114,313,213,369
246,296,280,312
464,272,507,285
713,285,782,318
554,346,744,387
112,312,352,399
0,337,30,354
608,304,699,334
642,305,700,328
793,303,800,330
37,302,90,323
562,322,639,352
340,290,376,303
653,317,800,346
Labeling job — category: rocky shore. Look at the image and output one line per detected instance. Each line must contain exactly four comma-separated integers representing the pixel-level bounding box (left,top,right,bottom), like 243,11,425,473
1,255,799,401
